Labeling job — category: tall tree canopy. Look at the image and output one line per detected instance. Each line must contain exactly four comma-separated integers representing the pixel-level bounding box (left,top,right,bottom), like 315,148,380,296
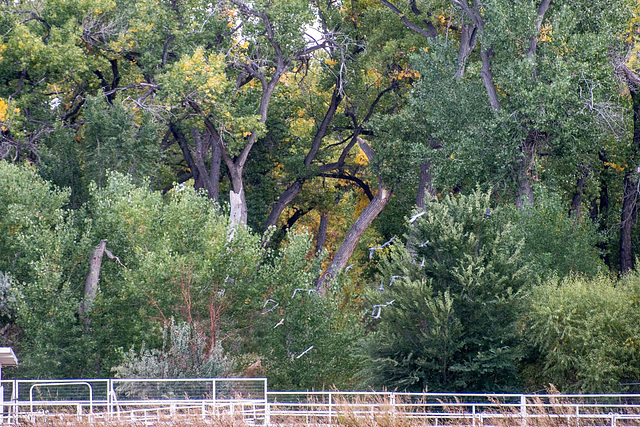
2,0,640,393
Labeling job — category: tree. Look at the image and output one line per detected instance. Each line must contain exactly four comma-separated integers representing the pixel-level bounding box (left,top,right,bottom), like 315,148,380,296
363,189,529,392
381,0,629,208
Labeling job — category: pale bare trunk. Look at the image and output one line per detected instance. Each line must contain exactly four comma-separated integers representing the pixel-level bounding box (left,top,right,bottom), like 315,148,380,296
79,240,107,315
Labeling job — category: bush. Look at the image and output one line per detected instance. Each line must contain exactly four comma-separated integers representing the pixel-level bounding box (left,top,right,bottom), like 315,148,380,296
524,272,640,392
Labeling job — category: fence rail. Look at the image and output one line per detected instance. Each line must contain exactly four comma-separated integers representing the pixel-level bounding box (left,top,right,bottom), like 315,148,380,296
2,378,640,426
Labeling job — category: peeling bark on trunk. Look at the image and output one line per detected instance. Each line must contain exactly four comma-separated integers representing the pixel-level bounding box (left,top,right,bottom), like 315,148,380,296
229,189,246,228
79,240,108,316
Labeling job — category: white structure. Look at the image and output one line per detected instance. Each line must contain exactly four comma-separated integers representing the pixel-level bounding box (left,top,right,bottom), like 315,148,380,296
0,347,18,379
0,347,17,423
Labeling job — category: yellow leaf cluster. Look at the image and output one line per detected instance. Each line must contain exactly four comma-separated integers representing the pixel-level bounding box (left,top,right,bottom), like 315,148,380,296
539,23,553,43
0,98,8,123
604,161,626,172
354,148,369,166
393,68,421,81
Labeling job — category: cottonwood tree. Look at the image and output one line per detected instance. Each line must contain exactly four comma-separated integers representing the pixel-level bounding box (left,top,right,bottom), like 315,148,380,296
381,0,629,209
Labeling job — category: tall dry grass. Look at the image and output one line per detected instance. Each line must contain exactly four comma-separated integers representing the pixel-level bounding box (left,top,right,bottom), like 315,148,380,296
8,391,640,426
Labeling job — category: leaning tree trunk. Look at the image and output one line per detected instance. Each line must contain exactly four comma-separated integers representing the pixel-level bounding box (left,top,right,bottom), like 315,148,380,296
264,180,304,232
317,184,393,290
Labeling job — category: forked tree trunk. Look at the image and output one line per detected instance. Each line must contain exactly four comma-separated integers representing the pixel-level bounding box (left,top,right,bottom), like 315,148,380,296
264,180,304,231
79,240,123,316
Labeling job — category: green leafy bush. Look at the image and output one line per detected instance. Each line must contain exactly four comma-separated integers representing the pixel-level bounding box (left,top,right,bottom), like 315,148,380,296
524,272,640,392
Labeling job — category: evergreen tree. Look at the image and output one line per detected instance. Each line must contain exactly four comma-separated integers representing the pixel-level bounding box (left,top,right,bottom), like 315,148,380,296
363,189,529,392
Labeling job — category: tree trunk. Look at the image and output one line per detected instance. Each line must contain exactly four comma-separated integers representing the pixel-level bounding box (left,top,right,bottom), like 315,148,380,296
455,24,477,79
480,48,501,111
620,85,640,273
315,212,329,256
516,156,534,208
229,189,246,228
79,240,108,315
317,184,393,290
171,123,203,191
569,166,589,218
416,162,435,209
79,240,123,315
594,153,611,268
263,180,303,231
210,140,221,202
620,171,638,273
192,129,219,201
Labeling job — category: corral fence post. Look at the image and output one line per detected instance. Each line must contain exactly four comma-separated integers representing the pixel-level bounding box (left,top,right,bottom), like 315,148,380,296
264,378,269,426
472,404,476,427
520,395,527,426
212,379,217,415
389,392,396,419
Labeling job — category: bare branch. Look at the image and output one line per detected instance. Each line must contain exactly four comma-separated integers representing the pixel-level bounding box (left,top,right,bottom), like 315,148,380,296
380,0,437,39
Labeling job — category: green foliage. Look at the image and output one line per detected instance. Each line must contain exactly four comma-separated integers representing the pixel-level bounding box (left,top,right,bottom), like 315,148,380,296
524,272,640,392
506,188,605,280
252,232,365,390
363,189,529,392
82,96,161,188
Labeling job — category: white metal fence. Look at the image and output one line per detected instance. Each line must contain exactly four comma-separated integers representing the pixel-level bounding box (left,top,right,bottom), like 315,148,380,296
2,378,640,426
1,378,267,425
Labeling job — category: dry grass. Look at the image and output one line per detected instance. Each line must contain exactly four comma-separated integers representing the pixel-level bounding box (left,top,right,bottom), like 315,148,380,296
8,392,640,426
16,411,249,426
